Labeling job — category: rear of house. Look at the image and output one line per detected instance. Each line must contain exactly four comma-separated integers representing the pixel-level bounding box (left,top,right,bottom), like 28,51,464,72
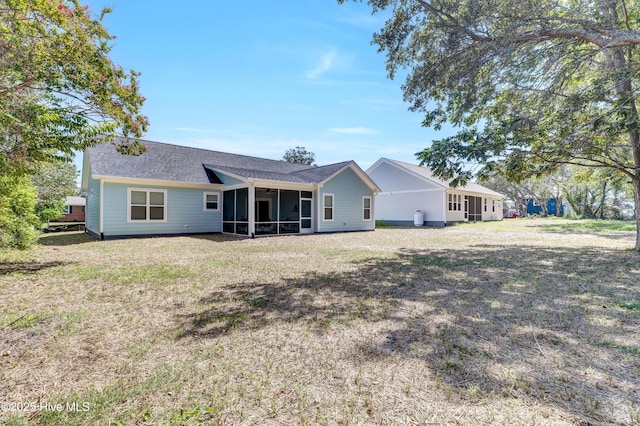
367,158,504,226
82,139,379,240
59,196,86,222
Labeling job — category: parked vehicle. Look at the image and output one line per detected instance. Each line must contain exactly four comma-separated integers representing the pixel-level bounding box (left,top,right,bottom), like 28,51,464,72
504,209,521,218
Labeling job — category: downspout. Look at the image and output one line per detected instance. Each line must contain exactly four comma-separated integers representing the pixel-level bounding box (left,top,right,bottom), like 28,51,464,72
99,178,104,240
443,190,447,226
316,183,323,233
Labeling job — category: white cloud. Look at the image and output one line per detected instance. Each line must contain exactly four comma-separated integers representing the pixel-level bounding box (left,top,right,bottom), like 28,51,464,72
329,127,380,135
305,50,337,79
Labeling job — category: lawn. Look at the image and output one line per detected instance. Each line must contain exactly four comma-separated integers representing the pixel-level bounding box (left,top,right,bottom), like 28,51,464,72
1,218,639,425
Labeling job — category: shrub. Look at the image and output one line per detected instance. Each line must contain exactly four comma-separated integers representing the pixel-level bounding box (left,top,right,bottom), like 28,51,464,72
0,175,40,249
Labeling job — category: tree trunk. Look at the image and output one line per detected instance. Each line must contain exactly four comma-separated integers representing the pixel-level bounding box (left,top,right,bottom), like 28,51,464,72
634,176,640,250
630,127,640,250
599,180,607,219
556,197,563,217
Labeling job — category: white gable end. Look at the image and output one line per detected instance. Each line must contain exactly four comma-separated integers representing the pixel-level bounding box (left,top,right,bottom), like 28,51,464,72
368,160,442,193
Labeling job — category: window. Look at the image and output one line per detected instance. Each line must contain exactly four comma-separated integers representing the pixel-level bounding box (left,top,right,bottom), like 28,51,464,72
128,189,166,222
484,198,487,212
448,194,462,211
323,194,334,221
63,205,71,215
492,199,496,212
203,192,220,211
362,196,372,221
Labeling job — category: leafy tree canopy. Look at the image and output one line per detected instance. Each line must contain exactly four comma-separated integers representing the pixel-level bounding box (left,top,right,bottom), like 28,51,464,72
31,160,78,222
343,0,640,248
0,0,148,176
283,146,316,166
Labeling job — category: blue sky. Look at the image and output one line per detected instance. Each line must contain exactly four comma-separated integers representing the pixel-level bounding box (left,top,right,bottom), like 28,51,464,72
79,0,452,172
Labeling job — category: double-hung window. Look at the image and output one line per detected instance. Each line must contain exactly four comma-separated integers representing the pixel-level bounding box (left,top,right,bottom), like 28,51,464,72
362,196,372,221
203,192,220,211
323,194,334,221
128,189,167,222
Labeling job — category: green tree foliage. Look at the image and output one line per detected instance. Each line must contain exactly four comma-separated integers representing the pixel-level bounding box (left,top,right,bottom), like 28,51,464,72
562,167,633,219
344,0,640,248
1,1,147,249
483,166,634,219
0,175,40,249
283,146,316,166
0,0,148,177
31,160,78,222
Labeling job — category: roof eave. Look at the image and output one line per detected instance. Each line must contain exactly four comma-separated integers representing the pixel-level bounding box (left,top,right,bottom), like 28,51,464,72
91,174,224,190
320,161,382,193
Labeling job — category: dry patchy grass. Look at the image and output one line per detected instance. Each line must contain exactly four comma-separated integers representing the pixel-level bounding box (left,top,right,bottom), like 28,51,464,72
1,218,639,425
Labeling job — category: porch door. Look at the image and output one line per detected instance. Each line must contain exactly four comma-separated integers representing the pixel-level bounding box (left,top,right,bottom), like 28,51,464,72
466,195,482,222
300,192,313,234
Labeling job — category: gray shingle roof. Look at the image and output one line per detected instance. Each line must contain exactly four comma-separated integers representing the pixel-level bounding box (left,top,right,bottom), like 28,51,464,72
87,138,356,185
204,165,311,183
65,196,86,206
291,161,352,182
382,158,505,197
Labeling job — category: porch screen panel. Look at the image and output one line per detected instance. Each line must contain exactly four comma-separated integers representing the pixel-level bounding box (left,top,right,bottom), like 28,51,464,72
223,190,235,233
235,188,248,222
223,190,235,221
279,190,299,222
279,190,300,234
254,188,278,235
235,188,249,235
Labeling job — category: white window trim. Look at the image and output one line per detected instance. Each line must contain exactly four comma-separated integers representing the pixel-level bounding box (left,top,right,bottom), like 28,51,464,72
448,193,462,212
127,188,168,223
203,191,221,212
362,196,372,221
63,205,71,215
323,193,334,222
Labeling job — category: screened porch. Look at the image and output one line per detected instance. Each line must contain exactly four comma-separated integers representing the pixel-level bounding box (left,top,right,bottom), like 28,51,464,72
222,187,313,236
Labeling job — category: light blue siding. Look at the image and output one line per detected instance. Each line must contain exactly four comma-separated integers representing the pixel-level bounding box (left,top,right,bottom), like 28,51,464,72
216,171,245,186
318,168,375,233
86,174,101,236
102,183,222,237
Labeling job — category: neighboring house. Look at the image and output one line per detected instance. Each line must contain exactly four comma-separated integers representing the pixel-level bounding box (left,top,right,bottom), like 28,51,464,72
81,139,380,240
366,158,504,226
60,196,86,222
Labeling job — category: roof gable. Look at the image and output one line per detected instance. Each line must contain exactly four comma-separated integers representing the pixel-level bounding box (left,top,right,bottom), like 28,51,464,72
368,158,504,198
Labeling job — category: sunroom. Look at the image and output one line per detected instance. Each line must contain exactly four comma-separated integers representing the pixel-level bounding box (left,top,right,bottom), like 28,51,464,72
222,187,314,236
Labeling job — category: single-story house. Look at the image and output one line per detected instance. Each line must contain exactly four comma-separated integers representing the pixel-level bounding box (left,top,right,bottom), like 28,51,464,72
366,158,504,226
60,196,86,222
81,139,380,240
